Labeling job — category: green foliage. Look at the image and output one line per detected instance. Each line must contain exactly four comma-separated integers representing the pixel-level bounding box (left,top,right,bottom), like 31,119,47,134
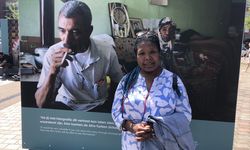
5,2,19,20
245,16,250,31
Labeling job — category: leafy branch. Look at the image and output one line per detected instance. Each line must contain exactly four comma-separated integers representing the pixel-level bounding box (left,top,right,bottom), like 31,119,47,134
5,2,19,20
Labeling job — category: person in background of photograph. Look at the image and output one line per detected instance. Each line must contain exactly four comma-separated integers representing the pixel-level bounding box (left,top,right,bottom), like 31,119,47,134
244,52,250,72
0,52,13,78
157,17,177,72
11,36,21,81
244,42,250,72
0,52,12,68
35,0,123,111
112,31,195,150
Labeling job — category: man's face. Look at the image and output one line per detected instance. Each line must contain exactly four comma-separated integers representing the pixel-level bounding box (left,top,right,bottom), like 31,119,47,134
159,24,171,42
58,15,92,53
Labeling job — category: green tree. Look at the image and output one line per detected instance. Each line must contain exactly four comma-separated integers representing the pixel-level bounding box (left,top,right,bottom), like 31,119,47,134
5,2,19,20
245,16,250,31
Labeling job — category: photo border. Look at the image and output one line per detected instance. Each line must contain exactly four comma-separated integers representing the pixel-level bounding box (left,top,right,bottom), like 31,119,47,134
130,18,144,38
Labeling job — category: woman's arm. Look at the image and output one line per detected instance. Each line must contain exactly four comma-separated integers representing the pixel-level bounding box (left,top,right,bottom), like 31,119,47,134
111,78,126,129
112,77,155,142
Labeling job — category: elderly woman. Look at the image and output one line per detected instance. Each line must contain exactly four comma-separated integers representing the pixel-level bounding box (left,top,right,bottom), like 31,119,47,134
112,31,195,150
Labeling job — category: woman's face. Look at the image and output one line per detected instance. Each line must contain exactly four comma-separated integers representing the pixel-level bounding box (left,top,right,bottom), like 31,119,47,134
136,41,161,73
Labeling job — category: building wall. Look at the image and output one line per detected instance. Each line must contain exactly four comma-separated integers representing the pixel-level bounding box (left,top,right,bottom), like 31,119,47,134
19,0,122,37
19,0,232,38
124,0,232,37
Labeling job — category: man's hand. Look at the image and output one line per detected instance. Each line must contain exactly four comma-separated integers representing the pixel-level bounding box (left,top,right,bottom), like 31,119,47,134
50,47,71,75
35,47,72,108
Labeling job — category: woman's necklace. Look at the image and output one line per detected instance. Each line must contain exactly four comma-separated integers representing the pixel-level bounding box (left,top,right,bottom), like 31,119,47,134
141,79,154,121
121,75,154,121
141,67,162,90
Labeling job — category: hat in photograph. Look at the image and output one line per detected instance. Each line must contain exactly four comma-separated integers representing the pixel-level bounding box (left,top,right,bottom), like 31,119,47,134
158,17,174,30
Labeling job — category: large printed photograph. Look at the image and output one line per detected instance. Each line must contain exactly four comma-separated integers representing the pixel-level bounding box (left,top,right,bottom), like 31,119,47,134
19,0,246,149
20,0,245,121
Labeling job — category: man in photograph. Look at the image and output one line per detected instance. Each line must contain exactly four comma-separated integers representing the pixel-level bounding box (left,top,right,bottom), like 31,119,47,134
35,0,123,111
0,52,13,78
158,17,177,72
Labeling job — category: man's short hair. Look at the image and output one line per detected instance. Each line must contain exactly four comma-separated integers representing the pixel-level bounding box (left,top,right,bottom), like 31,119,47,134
59,0,92,26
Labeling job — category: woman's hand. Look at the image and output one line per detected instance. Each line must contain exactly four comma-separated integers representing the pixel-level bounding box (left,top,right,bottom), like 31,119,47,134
133,122,154,142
